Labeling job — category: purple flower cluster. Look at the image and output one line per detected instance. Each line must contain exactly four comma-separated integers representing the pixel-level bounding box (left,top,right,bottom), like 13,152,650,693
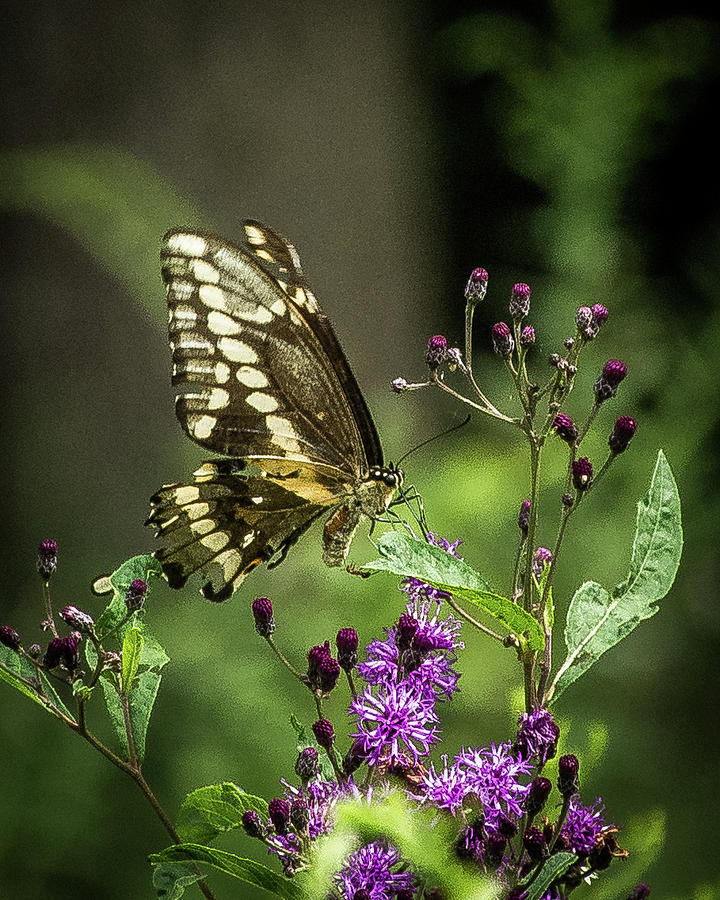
334,840,415,900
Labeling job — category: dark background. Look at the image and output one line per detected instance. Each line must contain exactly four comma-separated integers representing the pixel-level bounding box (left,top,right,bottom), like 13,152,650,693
1,2,718,898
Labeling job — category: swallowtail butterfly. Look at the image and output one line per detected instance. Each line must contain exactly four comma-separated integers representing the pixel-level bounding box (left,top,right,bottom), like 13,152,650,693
147,221,403,601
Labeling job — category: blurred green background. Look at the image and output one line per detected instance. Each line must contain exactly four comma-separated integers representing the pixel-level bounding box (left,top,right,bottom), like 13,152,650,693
2,1,718,898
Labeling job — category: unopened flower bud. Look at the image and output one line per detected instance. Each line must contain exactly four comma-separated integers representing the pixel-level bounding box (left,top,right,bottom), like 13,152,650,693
518,499,531,534
28,643,42,658
532,547,553,577
564,337,574,349
492,322,514,358
523,825,547,863
591,303,609,326
576,306,593,329
307,641,331,687
520,325,535,346
595,359,628,401
558,753,580,796
37,539,58,581
552,413,578,443
392,377,409,393
525,777,552,818
312,717,335,750
268,798,291,835
425,335,448,369
241,809,265,839
318,654,341,693
44,634,80,671
609,416,637,454
497,814,518,839
562,492,574,507
125,579,147,611
60,606,94,632
0,625,21,651
572,457,593,491
342,738,366,776
509,282,531,319
290,799,310,832
465,267,488,304
295,746,319,782
396,613,418,651
336,627,358,671
251,596,274,637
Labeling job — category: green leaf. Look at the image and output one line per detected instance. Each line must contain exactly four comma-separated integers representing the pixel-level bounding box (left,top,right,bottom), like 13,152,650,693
152,862,202,899
0,650,47,709
550,451,682,702
521,852,577,900
121,627,144,694
128,670,161,763
362,532,544,650
149,845,306,899
95,554,163,637
176,783,269,845
99,677,128,757
140,633,170,670
290,715,334,781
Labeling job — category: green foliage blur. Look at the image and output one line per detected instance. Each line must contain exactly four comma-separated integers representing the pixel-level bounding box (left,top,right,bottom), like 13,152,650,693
1,2,718,898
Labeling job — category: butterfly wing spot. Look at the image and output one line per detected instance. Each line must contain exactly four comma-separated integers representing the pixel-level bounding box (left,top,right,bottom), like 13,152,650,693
191,415,217,440
214,362,231,383
206,388,230,410
245,224,266,246
170,306,198,328
208,311,240,336
174,486,200,504
199,284,226,310
200,531,230,552
236,366,269,388
246,392,278,413
217,337,258,363
166,233,207,256
270,298,286,316
168,280,194,301
192,259,220,283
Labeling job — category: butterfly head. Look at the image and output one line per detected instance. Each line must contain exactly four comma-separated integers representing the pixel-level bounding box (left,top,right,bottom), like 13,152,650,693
369,465,404,490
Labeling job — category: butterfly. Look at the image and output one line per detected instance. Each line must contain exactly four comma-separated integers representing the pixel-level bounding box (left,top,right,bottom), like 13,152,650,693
147,221,403,601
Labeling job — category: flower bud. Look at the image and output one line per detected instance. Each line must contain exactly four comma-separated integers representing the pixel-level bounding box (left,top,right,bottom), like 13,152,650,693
37,539,58,581
28,643,42,658
532,547,553,577
125,579,147,611
523,825,547,863
492,322,514,358
241,809,265,838
396,613,418,651
268,798,291,835
307,641,331,687
591,303,609,326
517,499,531,534
60,606,94,632
552,413,578,443
575,306,593,329
318,653,341,693
609,416,637,455
0,625,21,651
391,377,409,393
558,753,580,796
425,335,448,370
520,325,535,346
336,627,359,671
44,634,80,672
342,738,366,777
509,282,531,319
572,457,593,492
251,596,274,637
295,746,319,783
594,359,627,402
290,799,310,832
497,814,518,839
525,777,552,818
311,717,335,750
465,267,488,304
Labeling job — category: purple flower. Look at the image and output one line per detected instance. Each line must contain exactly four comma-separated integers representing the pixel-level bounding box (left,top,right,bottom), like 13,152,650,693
609,415,638,455
415,755,469,813
281,778,351,839
509,282,531,319
350,680,439,766
561,796,610,857
425,335,448,369
492,322,514,357
455,743,532,829
335,840,415,900
251,596,274,637
515,709,560,765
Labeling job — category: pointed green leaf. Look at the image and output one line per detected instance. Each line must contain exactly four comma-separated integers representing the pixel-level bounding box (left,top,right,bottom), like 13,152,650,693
362,532,544,649
128,669,161,763
121,627,144,693
0,649,47,709
149,845,306,899
550,451,682,702
151,862,202,899
522,852,577,900
176,783,269,844
99,677,128,758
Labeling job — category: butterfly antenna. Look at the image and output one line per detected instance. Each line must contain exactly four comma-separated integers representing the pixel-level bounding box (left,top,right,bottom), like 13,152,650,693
394,414,471,469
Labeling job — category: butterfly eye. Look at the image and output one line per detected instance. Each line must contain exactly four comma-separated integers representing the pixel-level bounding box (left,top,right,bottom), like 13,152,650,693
384,472,397,487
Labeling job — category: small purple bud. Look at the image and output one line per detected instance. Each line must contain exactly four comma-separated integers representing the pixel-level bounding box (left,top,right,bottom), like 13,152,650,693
602,359,628,387
575,306,593,329
342,738,366,776
572,457,593,491
241,809,264,838
552,413,578,443
295,746,319,782
251,596,274,637
44,634,80,671
336,627,359,671
626,885,651,900
609,415,637,454
465,267,488,303
125,579,147,611
532,547,553,577
562,492,574,507
28,643,42,658
497,814,518,839
558,753,580,796
311,717,335,750
268,798,291,835
520,325,535,346
523,825,547,863
509,282,531,319
0,625,21,652
525,777,552,818
307,641,331,686
60,606,94,632
290,798,310,832
318,653,341,693
425,335,448,369
549,353,561,367
591,303,609,326
37,539,58,581
396,613,418,651
492,322,514,358
564,337,575,349
391,377,409,393
518,499,531,534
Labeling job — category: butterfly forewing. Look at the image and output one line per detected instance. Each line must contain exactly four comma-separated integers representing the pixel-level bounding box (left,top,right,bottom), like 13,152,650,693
150,221,400,599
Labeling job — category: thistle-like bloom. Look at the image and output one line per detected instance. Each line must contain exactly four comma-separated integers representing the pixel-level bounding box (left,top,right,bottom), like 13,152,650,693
125,578,147,611
609,415,637,455
455,743,533,830
509,282,531,319
520,325,535,346
416,755,469,813
37,538,58,580
0,625,21,651
560,796,610,857
59,606,94,632
465,267,489,304
492,322,514,357
252,596,274,637
334,840,416,900
552,413,578,443
572,457,593,492
515,708,560,765
350,680,439,766
425,335,448,369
